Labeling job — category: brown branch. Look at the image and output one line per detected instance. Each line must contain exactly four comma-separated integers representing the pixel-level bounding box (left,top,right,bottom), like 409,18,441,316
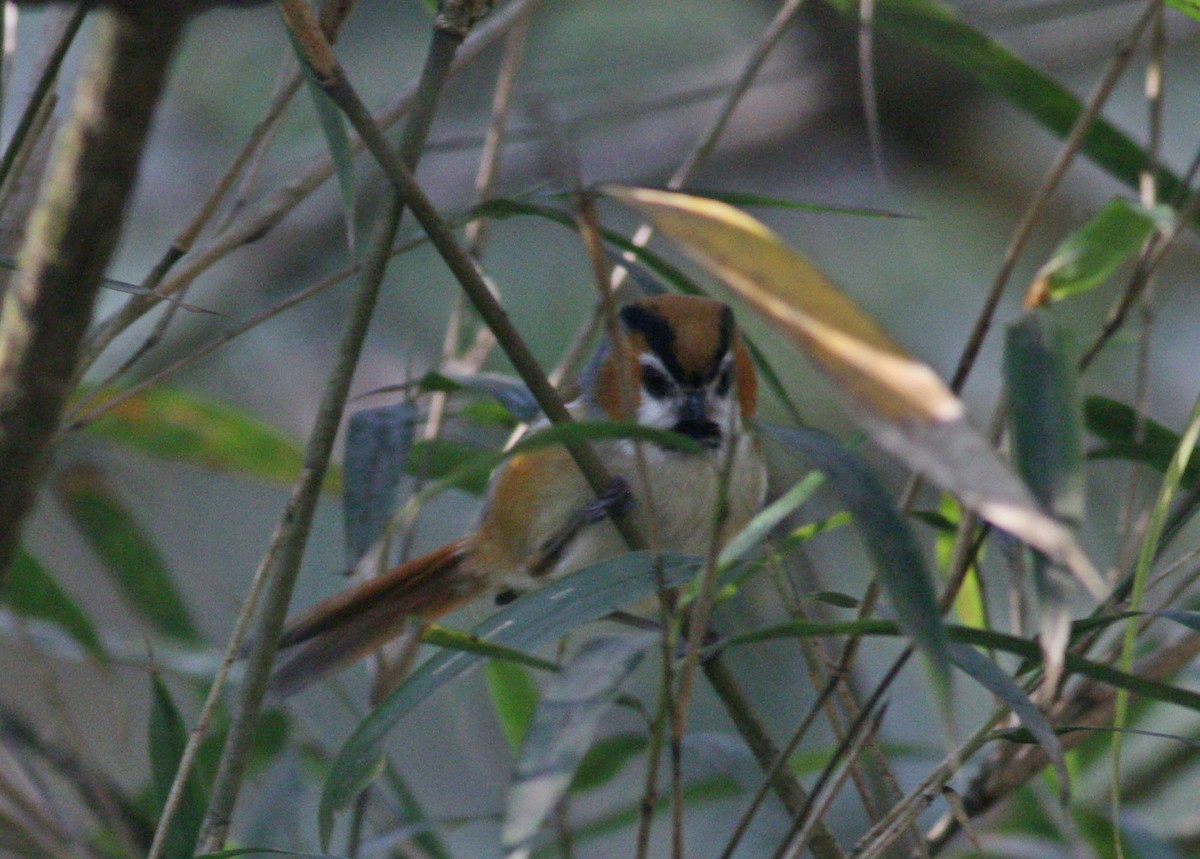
0,1,191,589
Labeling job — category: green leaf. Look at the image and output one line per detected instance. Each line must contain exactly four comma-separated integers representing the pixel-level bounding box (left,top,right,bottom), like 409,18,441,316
947,642,1069,804
1085,396,1199,487
1031,199,1165,303
1006,313,1085,526
83,386,338,490
1006,312,1085,693
318,551,701,847
1112,386,1200,829
502,635,655,855
343,402,417,567
570,732,648,793
194,850,345,859
421,625,559,672
1168,0,1200,23
762,425,952,714
429,372,540,422
289,25,356,257
717,470,826,567
3,549,102,657
821,0,1190,205
724,618,1200,716
406,438,494,495
806,589,860,609
681,188,915,219
486,660,540,755
149,672,206,859
56,463,201,644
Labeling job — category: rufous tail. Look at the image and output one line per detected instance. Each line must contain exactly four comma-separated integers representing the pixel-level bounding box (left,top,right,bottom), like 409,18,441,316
269,538,483,697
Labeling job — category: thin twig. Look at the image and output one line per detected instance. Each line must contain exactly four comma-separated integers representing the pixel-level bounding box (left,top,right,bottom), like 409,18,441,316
946,2,1155,395
191,5,472,851
80,0,536,369
0,4,84,197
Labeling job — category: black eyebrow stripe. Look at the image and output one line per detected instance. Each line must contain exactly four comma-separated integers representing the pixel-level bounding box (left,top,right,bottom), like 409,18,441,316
620,304,686,381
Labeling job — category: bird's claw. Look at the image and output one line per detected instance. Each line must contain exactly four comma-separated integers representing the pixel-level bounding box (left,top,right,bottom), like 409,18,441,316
581,476,634,524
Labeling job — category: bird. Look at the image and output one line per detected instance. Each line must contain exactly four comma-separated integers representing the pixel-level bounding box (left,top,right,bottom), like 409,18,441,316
270,294,768,695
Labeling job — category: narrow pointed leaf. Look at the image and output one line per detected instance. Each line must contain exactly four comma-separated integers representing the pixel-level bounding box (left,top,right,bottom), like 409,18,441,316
1030,199,1165,304
319,552,701,846
84,386,338,490
683,188,914,219
570,732,648,793
56,463,201,643
3,549,102,657
725,618,1200,715
1085,396,1199,487
821,0,1190,205
149,672,207,859
717,470,826,567
487,660,540,755
432,372,540,422
292,36,356,256
1171,0,1200,21
948,641,1068,804
343,402,417,567
606,185,1103,598
502,634,655,857
1006,312,1084,525
1006,312,1085,694
406,438,494,494
763,424,951,711
1113,388,1200,819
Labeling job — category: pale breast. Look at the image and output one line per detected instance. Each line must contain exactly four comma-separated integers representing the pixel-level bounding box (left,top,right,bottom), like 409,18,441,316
551,433,767,577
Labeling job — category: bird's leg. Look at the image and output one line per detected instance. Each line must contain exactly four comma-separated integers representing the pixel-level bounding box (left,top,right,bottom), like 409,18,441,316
527,477,634,579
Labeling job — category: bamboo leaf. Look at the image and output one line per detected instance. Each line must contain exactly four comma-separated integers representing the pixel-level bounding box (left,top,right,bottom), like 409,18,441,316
56,463,201,644
291,33,357,256
682,188,914,219
717,470,826,567
762,424,951,715
570,732,648,793
2,549,102,657
948,641,1069,804
1171,0,1200,20
318,552,701,846
84,386,338,490
149,672,206,859
1030,199,1166,305
343,402,417,567
406,438,495,495
605,185,1104,599
502,634,655,857
1006,313,1085,526
487,660,541,755
431,372,540,422
1113,388,1200,826
821,0,1190,205
1085,396,1199,487
724,618,1200,715
1006,312,1085,695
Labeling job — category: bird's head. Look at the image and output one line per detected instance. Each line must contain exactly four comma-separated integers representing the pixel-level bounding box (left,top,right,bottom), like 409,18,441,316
584,294,757,452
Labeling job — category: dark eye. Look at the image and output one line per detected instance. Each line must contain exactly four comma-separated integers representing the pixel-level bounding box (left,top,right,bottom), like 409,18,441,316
715,364,733,397
641,365,672,399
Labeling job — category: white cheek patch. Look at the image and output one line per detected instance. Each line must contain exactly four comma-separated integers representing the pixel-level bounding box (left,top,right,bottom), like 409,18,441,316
637,355,679,430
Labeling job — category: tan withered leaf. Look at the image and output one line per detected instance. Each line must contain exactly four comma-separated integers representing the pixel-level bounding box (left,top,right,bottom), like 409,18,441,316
604,186,1104,597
